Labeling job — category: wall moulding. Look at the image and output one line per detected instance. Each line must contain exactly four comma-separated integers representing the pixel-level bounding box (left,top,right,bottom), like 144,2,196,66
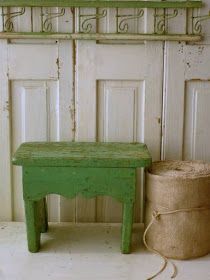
0,0,208,41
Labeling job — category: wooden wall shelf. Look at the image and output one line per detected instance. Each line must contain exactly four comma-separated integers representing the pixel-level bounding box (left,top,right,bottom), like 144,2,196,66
0,0,207,41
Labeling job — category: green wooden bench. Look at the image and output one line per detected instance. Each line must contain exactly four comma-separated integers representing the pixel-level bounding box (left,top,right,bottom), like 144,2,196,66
12,142,151,253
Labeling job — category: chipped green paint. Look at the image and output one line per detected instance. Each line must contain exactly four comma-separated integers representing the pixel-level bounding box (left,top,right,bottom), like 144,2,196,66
12,142,152,167
12,142,151,254
23,167,136,202
0,0,203,8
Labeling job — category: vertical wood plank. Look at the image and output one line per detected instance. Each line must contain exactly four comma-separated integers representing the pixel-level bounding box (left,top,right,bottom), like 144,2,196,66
75,40,97,222
163,43,210,161
162,42,185,160
0,40,12,221
75,7,97,222
144,42,163,161
162,4,210,160
58,36,75,222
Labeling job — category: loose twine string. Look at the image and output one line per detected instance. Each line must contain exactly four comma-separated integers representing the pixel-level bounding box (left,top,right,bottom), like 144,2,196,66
143,206,210,280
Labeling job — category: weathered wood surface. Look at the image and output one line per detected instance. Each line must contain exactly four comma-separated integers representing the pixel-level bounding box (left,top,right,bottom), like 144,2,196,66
12,142,152,167
0,0,203,8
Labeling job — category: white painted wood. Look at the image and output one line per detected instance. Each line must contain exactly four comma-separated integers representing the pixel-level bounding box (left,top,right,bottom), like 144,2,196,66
76,40,163,222
12,81,48,221
0,5,75,222
0,40,12,221
183,81,210,162
1,38,73,221
162,1,210,160
8,44,58,80
97,81,142,143
162,42,185,160
0,8,75,221
163,43,210,161
57,41,75,221
15,7,32,32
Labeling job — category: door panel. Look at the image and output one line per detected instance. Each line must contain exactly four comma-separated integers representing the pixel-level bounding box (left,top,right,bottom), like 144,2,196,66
76,41,163,222
0,41,11,221
97,80,144,142
163,1,210,161
183,82,210,161
163,43,210,161
96,80,145,222
0,8,75,221
97,80,145,222
8,44,58,80
0,40,74,221
12,81,57,220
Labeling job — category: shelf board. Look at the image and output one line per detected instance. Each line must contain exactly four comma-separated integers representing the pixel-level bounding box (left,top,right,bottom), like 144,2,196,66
0,32,202,41
0,0,203,8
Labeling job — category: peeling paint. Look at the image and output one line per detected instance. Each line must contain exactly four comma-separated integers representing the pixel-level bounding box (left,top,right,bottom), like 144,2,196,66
56,57,60,78
3,101,10,112
70,99,76,133
178,43,184,54
198,45,204,55
156,117,161,124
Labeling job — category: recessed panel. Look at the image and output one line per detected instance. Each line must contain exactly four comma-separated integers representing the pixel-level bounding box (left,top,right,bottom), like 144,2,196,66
8,44,58,80
97,80,145,222
97,80,144,142
183,81,210,162
11,80,59,221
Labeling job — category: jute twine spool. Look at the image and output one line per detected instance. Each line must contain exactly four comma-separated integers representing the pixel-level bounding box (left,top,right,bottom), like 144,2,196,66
144,160,210,279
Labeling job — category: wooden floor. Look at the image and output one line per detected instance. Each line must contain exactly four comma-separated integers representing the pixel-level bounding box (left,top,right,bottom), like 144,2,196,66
0,222,209,280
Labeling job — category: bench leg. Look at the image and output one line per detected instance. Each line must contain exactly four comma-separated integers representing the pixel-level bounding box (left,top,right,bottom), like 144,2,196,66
39,198,48,233
24,200,40,253
121,202,134,254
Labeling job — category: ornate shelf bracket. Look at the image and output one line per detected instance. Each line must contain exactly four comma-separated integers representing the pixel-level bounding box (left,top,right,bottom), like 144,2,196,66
154,9,178,34
79,9,107,33
192,10,210,34
2,7,25,31
41,8,65,32
116,9,144,33
0,0,206,42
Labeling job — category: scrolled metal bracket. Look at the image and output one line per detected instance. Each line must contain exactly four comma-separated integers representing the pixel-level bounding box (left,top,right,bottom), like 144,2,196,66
41,7,65,32
116,9,144,33
79,9,107,33
154,8,178,34
2,7,25,31
192,10,210,34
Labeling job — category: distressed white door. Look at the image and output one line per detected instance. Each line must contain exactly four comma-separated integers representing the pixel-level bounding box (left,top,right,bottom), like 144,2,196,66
0,7,163,222
75,9,163,222
162,3,210,162
0,8,75,221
